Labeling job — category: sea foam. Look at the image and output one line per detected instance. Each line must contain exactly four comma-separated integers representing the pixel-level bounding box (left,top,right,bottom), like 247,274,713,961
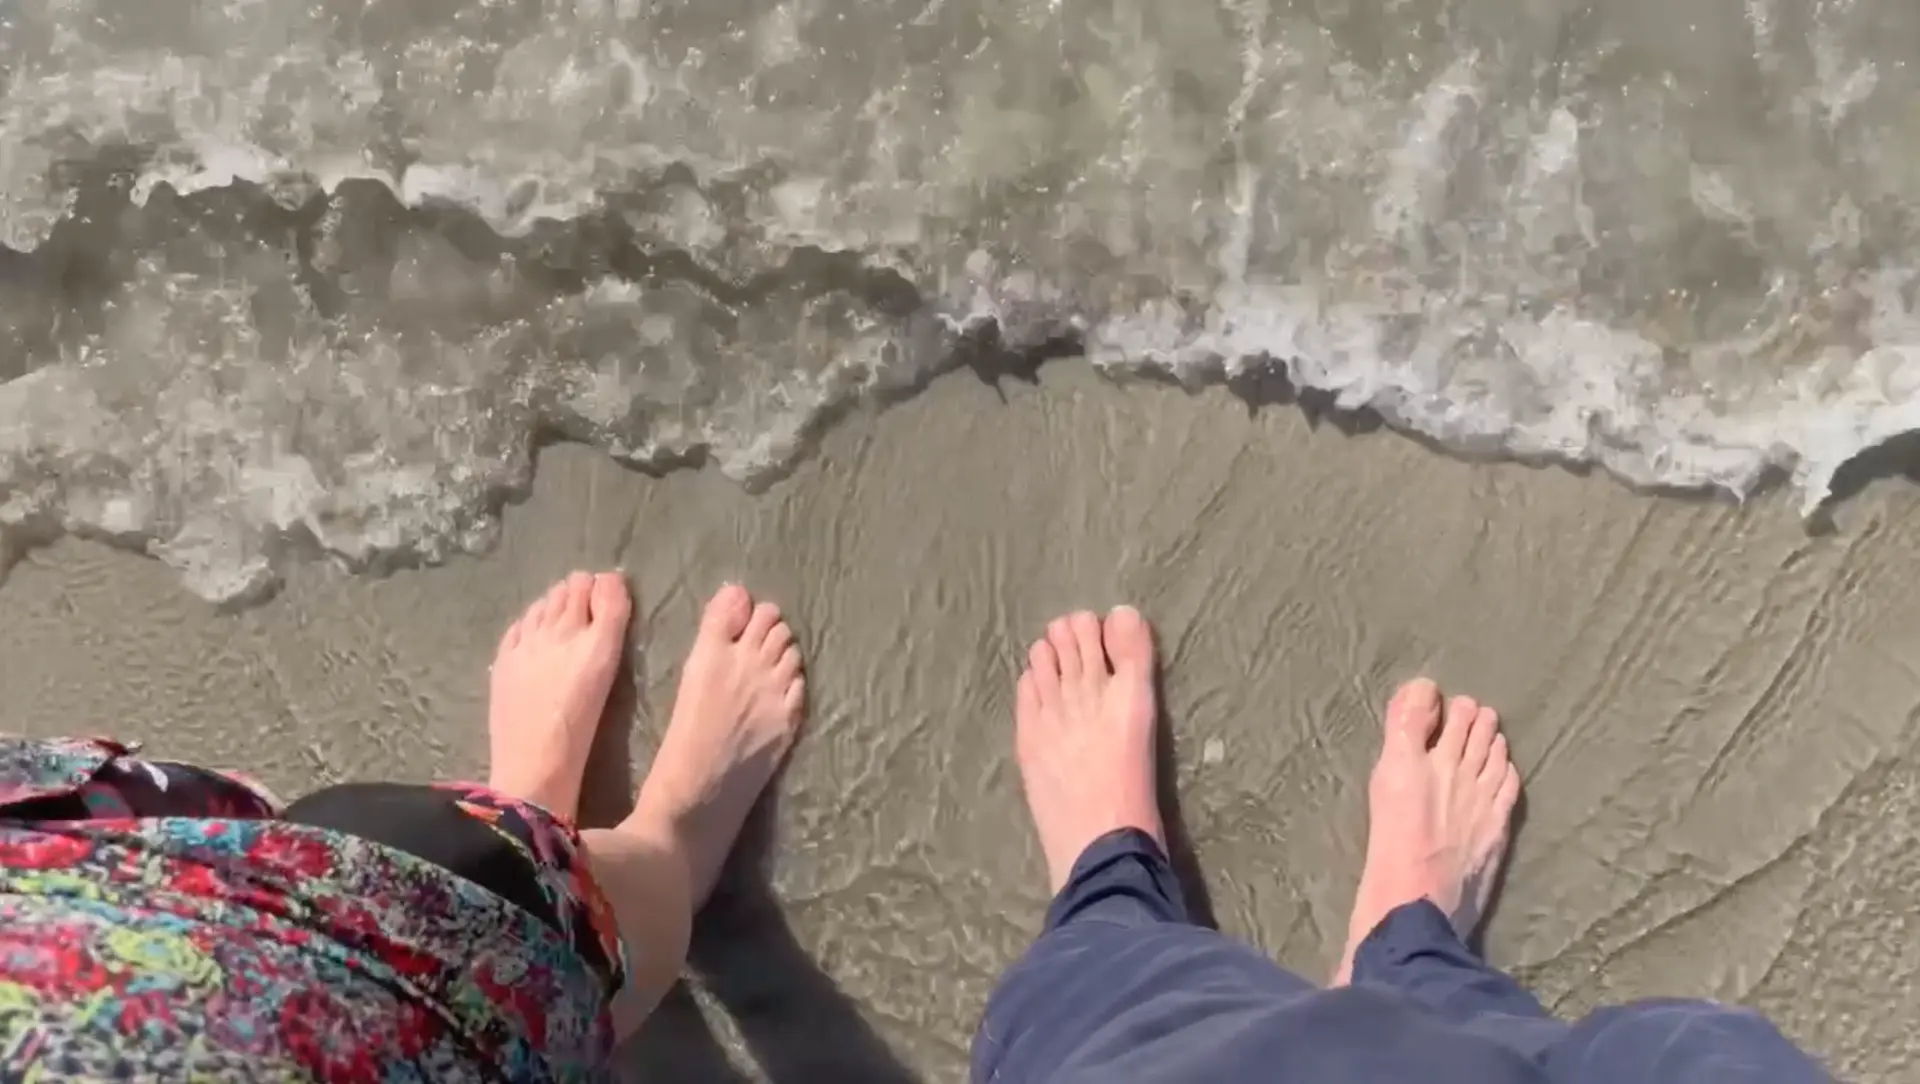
4,0,1919,600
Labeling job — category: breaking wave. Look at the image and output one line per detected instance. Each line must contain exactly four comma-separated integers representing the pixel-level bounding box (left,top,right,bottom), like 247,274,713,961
4,0,1919,600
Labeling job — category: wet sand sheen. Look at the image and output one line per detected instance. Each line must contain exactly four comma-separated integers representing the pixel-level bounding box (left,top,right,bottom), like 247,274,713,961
1,365,1915,1081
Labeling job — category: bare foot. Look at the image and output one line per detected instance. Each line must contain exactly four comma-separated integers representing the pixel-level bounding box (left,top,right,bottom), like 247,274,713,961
486,571,634,819
1332,678,1522,984
1015,607,1164,893
632,584,805,907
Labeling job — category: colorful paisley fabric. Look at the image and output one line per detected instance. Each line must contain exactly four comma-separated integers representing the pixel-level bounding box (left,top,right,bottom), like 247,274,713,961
0,736,627,1082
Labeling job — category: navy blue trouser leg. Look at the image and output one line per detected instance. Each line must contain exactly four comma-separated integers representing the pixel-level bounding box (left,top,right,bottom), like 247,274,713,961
973,828,1831,1084
1353,893,1830,1082
973,827,1320,1084
1349,894,1565,1055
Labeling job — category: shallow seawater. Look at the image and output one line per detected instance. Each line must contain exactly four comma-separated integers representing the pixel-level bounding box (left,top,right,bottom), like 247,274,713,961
2,0,1918,600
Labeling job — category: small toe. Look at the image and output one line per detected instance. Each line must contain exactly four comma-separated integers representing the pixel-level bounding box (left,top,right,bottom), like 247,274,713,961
782,675,807,715
588,572,633,627
1385,678,1443,750
774,645,803,682
557,571,594,628
761,621,795,664
1495,762,1522,813
1480,733,1511,785
701,584,754,639
540,580,573,628
497,617,525,654
1047,617,1084,679
1068,611,1106,673
520,584,556,631
1437,695,1479,759
1028,638,1063,700
744,601,783,645
1462,706,1500,777
1102,606,1155,679
1016,670,1039,719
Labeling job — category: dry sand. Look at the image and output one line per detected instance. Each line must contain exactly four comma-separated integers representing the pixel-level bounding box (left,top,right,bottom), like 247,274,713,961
2,365,1915,1081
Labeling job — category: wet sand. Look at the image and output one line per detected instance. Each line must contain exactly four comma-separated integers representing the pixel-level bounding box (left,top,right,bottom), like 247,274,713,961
2,365,1915,1081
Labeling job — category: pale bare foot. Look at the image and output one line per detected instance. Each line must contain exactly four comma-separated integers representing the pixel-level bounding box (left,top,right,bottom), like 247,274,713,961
1332,678,1522,984
486,571,634,819
631,584,805,907
1015,607,1165,893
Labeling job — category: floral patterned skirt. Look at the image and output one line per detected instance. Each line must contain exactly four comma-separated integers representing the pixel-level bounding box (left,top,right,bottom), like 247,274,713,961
0,736,629,1082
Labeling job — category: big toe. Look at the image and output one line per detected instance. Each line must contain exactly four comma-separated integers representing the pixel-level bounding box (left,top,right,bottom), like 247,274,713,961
701,584,754,641
1102,606,1154,678
1384,678,1443,751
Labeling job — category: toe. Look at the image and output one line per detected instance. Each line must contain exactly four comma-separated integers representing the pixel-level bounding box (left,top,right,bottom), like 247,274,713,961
520,582,557,630
1437,695,1478,760
760,621,795,664
1480,733,1511,785
1495,762,1522,815
1016,670,1039,719
1068,611,1106,674
1047,617,1084,679
774,645,802,683
497,617,525,654
1028,638,1063,701
1384,678,1443,751
701,584,754,640
1462,706,1500,777
556,571,594,629
744,601,783,646
782,675,807,716
1102,606,1155,680
539,579,572,629
588,572,633,627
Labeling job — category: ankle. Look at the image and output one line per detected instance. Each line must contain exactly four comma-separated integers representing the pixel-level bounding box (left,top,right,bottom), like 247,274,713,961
628,780,710,838
625,787,678,834
616,796,691,856
487,770,580,820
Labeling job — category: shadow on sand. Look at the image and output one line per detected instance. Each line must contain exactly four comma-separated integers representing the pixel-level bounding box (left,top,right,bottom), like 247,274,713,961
578,649,921,1084
582,620,1223,1081
1152,664,1220,931
617,797,922,1084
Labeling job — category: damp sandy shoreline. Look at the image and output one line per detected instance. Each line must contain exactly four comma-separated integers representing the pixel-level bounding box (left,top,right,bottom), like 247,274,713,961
2,365,1915,1081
